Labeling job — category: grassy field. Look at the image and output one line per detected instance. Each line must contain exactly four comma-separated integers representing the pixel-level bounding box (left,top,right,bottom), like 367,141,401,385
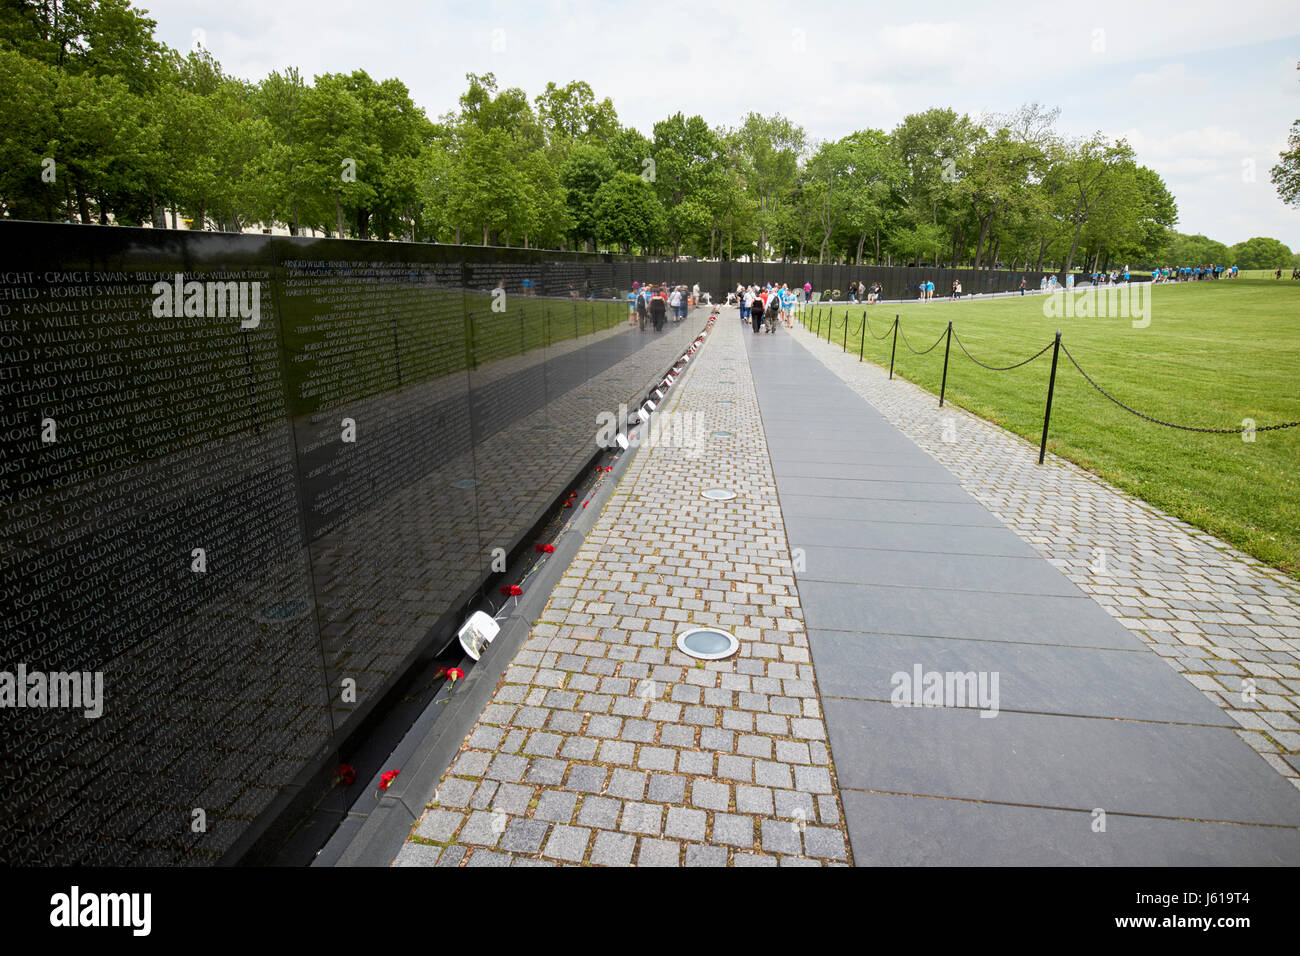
1237,269,1298,280
799,279,1300,579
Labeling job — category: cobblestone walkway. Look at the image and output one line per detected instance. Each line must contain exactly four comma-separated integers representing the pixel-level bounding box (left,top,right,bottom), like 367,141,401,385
787,320,1300,790
393,314,852,866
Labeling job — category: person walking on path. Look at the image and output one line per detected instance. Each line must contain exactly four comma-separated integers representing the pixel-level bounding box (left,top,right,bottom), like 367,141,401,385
650,286,667,331
636,285,650,330
764,288,781,333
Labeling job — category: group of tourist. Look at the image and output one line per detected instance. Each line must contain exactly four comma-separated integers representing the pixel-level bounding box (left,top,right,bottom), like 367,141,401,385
1151,265,1236,282
627,282,702,331
727,283,797,334
849,281,885,303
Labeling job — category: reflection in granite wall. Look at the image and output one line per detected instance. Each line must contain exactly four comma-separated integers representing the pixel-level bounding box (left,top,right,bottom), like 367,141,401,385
0,223,703,865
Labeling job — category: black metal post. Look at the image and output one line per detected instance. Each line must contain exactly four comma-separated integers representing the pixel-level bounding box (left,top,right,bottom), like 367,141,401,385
939,321,952,406
842,315,848,351
1038,330,1062,465
888,316,898,379
816,310,822,337
859,311,866,361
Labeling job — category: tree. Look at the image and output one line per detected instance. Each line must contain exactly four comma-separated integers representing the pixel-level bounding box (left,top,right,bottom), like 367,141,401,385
1051,135,1135,273
560,144,616,250
534,80,618,148
1230,237,1293,269
1270,119,1300,207
650,112,723,256
732,112,804,261
1162,232,1229,266
592,172,664,253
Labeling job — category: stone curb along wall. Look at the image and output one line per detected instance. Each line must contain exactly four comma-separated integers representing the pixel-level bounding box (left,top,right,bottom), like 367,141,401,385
0,222,705,865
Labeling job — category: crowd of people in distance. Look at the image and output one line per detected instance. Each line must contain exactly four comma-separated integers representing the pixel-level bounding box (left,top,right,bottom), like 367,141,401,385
725,283,798,334
627,281,703,331
1151,265,1237,282
848,281,886,303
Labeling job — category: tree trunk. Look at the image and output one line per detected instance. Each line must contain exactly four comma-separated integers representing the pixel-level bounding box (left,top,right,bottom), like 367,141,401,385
292,201,300,236
335,191,344,238
1064,220,1084,274
989,238,1000,269
196,198,206,231
358,207,369,239
75,181,91,223
973,216,991,269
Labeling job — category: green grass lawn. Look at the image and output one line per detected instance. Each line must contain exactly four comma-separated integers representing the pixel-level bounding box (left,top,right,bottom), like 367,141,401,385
1238,269,1297,279
799,279,1300,579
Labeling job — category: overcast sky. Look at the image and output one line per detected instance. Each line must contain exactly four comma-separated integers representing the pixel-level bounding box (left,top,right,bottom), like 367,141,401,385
145,0,1300,248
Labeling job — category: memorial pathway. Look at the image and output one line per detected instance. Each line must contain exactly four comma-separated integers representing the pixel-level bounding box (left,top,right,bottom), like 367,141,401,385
393,311,851,866
744,317,1300,864
391,307,1300,866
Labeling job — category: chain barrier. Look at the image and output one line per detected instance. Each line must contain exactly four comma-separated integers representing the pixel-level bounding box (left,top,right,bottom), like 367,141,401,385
953,330,1054,370
1060,343,1300,434
863,310,895,340
809,311,1298,439
900,325,947,355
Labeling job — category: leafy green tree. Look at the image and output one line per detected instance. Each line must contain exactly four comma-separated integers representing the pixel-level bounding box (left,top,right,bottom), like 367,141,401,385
1230,237,1293,269
534,80,618,147
1270,119,1300,207
651,112,723,256
592,172,664,253
560,144,616,250
732,112,804,260
1161,232,1229,266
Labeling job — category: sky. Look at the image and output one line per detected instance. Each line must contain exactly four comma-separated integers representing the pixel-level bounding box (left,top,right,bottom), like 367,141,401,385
143,0,1300,249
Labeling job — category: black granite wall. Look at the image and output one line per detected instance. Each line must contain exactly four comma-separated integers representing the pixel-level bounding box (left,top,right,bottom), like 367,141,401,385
0,223,701,865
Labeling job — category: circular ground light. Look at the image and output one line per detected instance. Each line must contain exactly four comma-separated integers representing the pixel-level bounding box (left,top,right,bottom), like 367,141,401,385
712,430,734,438
450,477,479,489
676,627,739,661
701,487,736,501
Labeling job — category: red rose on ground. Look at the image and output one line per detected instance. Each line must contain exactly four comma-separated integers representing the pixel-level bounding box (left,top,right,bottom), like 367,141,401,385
379,770,400,791
447,667,464,682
